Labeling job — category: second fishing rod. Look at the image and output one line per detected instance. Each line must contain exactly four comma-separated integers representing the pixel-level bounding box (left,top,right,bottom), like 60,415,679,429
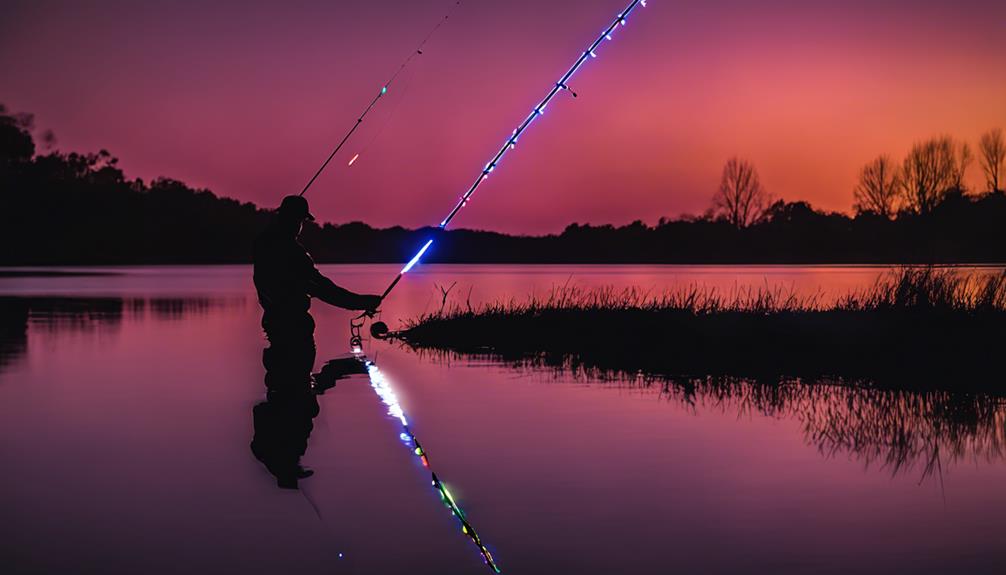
299,1,462,198
361,0,648,335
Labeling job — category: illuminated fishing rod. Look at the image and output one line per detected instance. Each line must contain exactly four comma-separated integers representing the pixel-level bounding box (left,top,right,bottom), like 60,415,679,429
377,0,647,300
347,3,650,568
357,353,501,572
299,1,463,197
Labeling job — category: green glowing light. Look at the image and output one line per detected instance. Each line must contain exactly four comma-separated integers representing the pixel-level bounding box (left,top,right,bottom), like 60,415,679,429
442,487,457,507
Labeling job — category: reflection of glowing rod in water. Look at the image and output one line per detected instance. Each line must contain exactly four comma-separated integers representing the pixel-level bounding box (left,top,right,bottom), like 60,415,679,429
357,353,501,572
349,3,649,570
376,0,647,300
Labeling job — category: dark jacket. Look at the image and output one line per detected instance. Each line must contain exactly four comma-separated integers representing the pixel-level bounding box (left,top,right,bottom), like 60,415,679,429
253,223,372,322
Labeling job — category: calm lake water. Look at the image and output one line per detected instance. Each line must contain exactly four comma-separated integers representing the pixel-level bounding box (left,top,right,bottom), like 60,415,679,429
2,265,1005,574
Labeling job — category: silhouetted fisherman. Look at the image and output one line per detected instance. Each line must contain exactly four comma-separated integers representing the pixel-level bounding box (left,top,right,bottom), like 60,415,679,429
254,195,381,348
251,195,380,489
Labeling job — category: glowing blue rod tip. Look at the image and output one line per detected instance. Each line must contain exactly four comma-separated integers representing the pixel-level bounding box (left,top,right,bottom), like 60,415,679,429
401,239,433,274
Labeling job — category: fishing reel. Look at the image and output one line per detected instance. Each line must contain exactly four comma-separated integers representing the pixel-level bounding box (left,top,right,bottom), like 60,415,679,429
370,321,390,339
349,310,391,350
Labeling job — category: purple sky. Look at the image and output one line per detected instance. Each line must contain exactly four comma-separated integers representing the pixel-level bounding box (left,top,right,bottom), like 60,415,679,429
3,0,1005,233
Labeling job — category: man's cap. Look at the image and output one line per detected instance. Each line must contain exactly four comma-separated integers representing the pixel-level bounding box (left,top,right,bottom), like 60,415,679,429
278,195,315,221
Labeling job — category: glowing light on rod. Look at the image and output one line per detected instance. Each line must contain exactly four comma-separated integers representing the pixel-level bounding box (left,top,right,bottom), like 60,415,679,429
379,0,646,302
401,239,433,274
366,362,408,426
348,153,360,166
298,0,463,198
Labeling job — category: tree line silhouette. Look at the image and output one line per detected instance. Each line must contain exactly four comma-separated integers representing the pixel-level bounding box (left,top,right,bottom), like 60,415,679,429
3,104,1005,265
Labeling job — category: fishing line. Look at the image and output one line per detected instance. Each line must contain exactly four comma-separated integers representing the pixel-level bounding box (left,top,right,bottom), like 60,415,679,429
300,481,354,564
371,0,648,303
299,0,463,197
349,64,418,170
299,481,326,521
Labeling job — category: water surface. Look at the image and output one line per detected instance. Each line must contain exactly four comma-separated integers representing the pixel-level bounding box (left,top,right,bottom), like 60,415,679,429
2,265,1004,574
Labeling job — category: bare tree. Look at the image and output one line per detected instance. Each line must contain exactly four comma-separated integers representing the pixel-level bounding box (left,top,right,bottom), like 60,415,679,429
951,141,972,192
712,157,770,229
979,128,1005,193
899,136,957,215
853,155,901,218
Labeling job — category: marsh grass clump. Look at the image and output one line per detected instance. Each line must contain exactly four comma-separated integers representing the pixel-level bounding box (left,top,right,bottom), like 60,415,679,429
397,268,1006,386
838,267,1006,312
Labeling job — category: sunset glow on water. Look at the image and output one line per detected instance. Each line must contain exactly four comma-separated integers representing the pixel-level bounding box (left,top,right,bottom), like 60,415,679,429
2,266,1005,574
4,1,1006,572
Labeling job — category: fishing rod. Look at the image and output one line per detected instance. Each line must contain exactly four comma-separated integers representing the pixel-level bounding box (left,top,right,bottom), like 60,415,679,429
372,0,648,307
298,1,463,197
345,2,650,570
356,353,501,572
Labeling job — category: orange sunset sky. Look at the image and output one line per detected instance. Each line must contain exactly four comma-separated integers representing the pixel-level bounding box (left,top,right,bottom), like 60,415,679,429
2,0,1005,233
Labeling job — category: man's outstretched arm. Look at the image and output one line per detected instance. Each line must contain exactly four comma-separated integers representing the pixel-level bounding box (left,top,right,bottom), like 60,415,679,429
306,267,382,311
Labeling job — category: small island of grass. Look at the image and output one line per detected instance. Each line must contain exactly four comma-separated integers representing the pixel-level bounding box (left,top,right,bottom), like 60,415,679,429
395,268,1006,387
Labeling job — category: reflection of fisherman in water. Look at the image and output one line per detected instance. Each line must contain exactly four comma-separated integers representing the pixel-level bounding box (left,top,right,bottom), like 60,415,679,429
251,355,366,489
250,195,381,489
251,380,319,489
